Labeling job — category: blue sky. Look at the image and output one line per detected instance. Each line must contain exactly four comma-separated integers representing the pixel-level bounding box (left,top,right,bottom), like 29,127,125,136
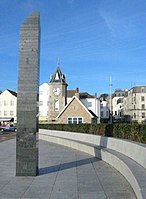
0,0,146,96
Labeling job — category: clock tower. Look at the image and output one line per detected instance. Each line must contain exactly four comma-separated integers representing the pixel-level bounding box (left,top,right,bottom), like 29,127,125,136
48,66,68,123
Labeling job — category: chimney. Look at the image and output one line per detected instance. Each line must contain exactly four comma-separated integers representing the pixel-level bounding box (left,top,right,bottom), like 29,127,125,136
75,87,79,98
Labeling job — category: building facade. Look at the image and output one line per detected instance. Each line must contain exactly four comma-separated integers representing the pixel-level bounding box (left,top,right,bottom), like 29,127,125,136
112,96,124,120
0,90,17,124
100,100,109,122
123,86,146,123
45,67,100,124
48,67,68,123
57,96,97,124
39,83,49,122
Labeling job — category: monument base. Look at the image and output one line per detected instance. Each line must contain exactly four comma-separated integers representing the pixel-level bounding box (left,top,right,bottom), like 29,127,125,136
16,148,38,176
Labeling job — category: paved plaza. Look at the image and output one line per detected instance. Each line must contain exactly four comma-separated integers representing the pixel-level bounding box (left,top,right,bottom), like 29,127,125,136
0,138,136,199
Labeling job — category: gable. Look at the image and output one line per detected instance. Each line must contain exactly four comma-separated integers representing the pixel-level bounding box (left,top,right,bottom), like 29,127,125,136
0,90,17,99
57,96,94,119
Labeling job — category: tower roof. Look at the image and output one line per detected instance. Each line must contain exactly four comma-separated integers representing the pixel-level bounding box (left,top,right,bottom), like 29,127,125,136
49,66,66,84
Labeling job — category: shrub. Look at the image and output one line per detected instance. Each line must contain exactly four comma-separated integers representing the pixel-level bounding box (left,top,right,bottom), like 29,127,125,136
39,123,146,144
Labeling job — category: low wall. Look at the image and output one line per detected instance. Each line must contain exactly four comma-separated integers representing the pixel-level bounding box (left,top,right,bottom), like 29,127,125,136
39,129,146,170
39,129,146,199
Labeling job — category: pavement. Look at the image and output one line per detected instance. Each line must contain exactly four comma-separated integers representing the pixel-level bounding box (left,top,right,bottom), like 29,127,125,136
0,132,16,142
0,138,136,199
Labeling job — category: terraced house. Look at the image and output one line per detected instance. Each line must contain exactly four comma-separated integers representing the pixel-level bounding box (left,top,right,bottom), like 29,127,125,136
0,89,17,124
123,86,146,123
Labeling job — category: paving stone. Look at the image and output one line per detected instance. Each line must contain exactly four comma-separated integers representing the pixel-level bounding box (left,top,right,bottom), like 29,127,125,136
0,139,137,199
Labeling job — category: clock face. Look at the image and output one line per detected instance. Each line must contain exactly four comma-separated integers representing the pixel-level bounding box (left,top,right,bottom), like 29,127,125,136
53,87,60,95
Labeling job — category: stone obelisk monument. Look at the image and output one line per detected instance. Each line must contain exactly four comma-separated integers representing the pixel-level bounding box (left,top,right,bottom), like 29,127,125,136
16,13,40,176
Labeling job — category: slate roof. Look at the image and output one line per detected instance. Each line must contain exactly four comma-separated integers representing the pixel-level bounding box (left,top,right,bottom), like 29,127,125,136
67,90,95,98
88,109,98,118
7,89,17,97
132,86,146,93
79,92,95,99
67,90,76,97
49,67,66,84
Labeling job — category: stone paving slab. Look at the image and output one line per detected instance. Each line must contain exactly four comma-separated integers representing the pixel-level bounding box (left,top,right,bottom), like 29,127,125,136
0,138,136,199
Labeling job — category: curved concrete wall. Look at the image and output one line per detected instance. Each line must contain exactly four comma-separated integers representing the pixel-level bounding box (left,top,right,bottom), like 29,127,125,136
39,129,146,199
39,129,146,170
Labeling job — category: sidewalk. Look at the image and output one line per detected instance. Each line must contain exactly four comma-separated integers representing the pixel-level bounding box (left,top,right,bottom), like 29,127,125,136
0,138,136,199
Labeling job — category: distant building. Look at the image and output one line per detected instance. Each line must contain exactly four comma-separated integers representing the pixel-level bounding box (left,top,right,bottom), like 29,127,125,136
123,86,146,123
100,100,109,122
39,66,100,124
39,83,49,123
0,89,17,124
48,66,68,123
57,96,98,124
113,89,125,97
67,88,100,123
112,96,124,120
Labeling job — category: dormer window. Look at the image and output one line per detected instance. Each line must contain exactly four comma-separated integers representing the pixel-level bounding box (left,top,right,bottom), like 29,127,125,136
55,72,59,80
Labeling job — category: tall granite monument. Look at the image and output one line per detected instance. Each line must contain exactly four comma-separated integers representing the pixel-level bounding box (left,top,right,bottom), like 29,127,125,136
16,13,40,176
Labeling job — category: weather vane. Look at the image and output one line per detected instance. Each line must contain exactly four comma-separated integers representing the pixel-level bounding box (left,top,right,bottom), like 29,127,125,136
57,57,61,67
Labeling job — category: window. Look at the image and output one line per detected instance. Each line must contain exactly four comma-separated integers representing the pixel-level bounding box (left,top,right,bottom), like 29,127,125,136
10,100,14,106
134,113,136,118
141,87,144,93
4,100,7,106
142,112,145,118
55,72,59,80
4,111,7,116
73,118,77,124
67,117,83,124
39,101,43,106
115,111,117,115
106,111,109,117
78,118,83,124
101,111,103,117
141,96,145,102
54,100,59,111
10,111,14,116
68,118,72,124
39,91,43,95
88,102,92,107
100,104,103,108
142,104,145,109
26,57,29,64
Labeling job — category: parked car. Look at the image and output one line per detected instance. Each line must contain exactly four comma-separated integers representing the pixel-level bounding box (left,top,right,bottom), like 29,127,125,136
0,124,17,132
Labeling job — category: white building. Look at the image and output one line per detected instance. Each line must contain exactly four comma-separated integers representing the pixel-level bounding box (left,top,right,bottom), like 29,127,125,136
67,88,100,123
0,90,17,124
100,100,109,122
112,96,124,120
123,86,146,123
80,94,100,123
39,83,49,122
